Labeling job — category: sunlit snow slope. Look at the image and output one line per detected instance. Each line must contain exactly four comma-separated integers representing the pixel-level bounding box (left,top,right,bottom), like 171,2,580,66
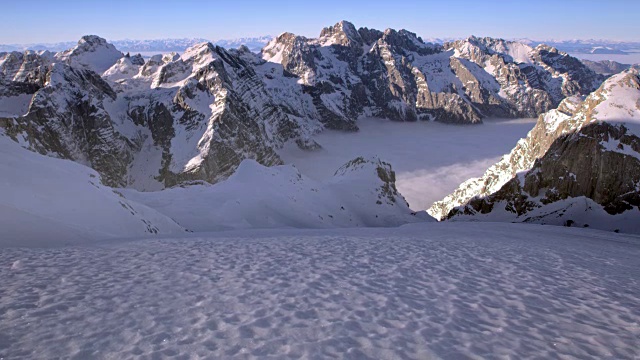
0,134,184,246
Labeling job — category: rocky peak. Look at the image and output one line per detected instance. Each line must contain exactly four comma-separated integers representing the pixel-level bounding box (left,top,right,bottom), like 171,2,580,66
78,35,109,47
357,27,384,45
333,156,408,206
432,69,640,224
55,35,123,74
126,53,145,66
379,28,439,56
319,20,362,46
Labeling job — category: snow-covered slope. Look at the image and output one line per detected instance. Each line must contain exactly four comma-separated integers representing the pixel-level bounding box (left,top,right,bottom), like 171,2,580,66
429,96,587,219
0,133,185,247
54,35,123,74
122,157,432,231
1,222,639,358
252,21,602,129
214,36,273,52
440,69,640,233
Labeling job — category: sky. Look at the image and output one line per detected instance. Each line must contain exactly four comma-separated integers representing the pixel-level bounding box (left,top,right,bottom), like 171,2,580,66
1,0,639,44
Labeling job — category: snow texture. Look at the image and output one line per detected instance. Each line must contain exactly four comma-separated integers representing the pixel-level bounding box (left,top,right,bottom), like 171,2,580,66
1,222,639,359
121,158,431,231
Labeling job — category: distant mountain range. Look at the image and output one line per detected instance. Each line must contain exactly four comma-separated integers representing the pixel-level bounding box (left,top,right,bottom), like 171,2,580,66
2,36,639,57
0,36,273,53
427,38,640,56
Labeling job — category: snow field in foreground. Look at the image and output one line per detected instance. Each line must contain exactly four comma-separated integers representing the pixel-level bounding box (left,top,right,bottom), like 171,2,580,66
1,222,639,359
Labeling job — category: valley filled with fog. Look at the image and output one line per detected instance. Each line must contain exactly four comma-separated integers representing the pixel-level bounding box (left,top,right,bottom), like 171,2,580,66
281,117,537,210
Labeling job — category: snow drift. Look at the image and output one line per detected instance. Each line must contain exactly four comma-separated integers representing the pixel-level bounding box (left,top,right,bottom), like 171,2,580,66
122,157,433,231
0,134,185,247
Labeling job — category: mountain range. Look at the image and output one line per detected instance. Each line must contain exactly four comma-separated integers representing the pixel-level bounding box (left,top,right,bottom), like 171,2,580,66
1,20,639,234
5,36,640,55
0,36,273,54
430,69,640,233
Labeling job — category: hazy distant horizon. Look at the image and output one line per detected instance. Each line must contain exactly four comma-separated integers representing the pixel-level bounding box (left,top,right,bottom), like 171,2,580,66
4,34,640,47
2,0,639,44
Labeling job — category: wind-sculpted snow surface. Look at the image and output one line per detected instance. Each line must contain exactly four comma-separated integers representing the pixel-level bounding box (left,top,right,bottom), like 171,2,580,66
1,223,639,359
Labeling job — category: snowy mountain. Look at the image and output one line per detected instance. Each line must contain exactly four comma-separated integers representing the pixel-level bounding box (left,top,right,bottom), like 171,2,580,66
213,36,273,52
582,59,639,75
0,37,273,54
434,69,640,233
122,156,432,231
0,133,185,247
254,22,602,128
0,22,603,194
1,38,309,189
54,35,124,73
0,127,428,245
110,38,210,53
521,39,640,55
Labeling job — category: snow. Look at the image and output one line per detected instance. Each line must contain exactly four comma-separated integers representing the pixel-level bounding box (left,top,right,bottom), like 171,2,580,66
542,108,571,133
572,52,640,65
121,158,430,231
55,36,123,74
599,138,640,160
1,222,639,359
126,137,165,191
453,196,640,234
0,93,32,117
0,134,184,247
502,42,535,64
101,56,141,81
279,117,537,210
261,39,286,64
590,70,640,129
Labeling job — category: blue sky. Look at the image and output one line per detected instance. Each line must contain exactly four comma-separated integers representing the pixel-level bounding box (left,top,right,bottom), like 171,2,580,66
2,0,639,43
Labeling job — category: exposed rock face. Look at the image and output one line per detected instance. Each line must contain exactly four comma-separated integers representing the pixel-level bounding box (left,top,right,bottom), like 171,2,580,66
258,22,602,128
3,63,132,187
0,50,52,86
582,59,639,75
2,38,307,189
428,95,585,219
438,70,640,232
0,23,605,191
